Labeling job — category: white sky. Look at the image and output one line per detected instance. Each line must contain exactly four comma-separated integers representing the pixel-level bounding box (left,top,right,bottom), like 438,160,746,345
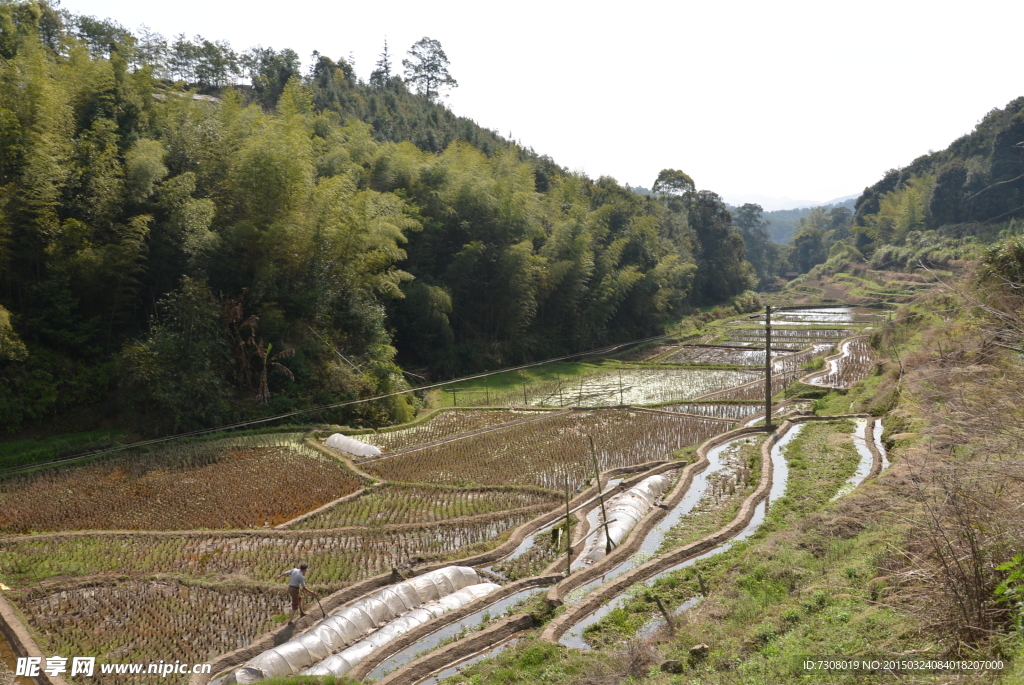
63,0,1024,210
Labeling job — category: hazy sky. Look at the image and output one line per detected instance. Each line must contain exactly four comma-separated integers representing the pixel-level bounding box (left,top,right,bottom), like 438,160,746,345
63,0,1024,209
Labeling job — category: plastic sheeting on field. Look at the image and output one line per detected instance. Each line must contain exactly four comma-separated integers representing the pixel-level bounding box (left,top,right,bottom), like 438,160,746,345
300,582,501,676
324,433,382,457
234,566,484,683
578,473,672,565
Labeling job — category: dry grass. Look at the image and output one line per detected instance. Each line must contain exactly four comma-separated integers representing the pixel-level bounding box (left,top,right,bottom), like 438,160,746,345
837,289,1024,652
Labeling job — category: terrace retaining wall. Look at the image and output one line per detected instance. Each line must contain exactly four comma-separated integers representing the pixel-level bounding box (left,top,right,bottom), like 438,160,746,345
346,574,560,681
0,592,68,685
372,613,535,685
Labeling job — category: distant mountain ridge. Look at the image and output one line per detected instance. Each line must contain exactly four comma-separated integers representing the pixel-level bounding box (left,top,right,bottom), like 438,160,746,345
724,194,858,212
726,198,857,244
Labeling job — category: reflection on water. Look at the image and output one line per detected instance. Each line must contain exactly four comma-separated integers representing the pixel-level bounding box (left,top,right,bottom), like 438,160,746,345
413,637,518,685
831,419,874,501
368,589,544,680
559,423,801,649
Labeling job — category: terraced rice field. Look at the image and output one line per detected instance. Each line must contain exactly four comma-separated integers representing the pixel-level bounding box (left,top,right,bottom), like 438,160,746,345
0,307,885,685
0,511,543,589
724,327,855,344
698,368,803,401
659,346,768,366
0,436,361,533
749,306,886,325
804,337,878,388
657,402,761,420
362,409,725,490
290,484,559,529
360,410,550,453
13,579,283,682
450,368,761,407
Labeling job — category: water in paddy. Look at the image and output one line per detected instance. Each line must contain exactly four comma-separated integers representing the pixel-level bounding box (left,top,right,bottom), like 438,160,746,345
0,631,33,685
368,588,546,680
532,368,761,407
874,420,890,470
558,424,802,649
750,307,886,325
412,636,519,685
830,419,874,500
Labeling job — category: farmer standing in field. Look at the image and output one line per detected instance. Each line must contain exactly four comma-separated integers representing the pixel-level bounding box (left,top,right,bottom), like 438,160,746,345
279,563,315,624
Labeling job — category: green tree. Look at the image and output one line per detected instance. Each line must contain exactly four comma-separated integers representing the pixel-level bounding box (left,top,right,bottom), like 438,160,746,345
0,303,27,360
402,37,457,102
120,277,230,434
369,38,393,88
733,202,782,288
652,168,695,196
687,190,755,303
242,46,301,108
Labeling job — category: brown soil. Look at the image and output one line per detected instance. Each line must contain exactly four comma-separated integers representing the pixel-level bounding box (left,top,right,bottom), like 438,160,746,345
0,447,362,532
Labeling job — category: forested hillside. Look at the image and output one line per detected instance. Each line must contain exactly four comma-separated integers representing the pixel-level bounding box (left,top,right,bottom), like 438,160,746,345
751,97,1024,282
0,1,758,437
854,97,1024,245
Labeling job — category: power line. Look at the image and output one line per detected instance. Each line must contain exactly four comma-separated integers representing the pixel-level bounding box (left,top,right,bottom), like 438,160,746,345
0,333,672,477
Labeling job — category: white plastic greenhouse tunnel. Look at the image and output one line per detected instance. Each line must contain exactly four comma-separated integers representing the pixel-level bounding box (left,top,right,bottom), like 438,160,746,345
301,582,500,676
231,566,493,683
324,433,382,458
576,473,672,567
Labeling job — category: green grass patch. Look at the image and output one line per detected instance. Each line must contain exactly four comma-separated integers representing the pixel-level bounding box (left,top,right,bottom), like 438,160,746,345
0,429,125,471
439,361,605,406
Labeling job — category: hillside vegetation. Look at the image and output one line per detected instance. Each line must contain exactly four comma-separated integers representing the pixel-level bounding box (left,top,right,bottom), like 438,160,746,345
0,1,757,438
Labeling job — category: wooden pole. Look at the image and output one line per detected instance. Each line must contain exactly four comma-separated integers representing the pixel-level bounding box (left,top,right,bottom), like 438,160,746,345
765,304,773,430
588,435,614,554
485,377,489,405
565,479,572,577
653,594,676,635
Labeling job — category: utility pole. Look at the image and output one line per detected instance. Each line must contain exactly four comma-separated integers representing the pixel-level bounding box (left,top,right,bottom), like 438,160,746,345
564,479,572,576
764,304,773,430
